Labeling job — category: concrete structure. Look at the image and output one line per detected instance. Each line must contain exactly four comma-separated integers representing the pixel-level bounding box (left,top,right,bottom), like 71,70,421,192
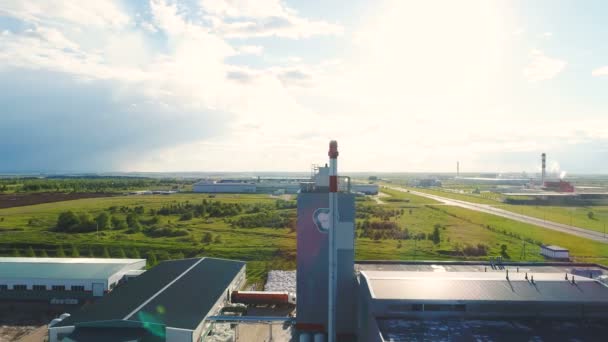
541,245,570,259
192,180,256,193
49,257,245,342
296,148,356,340
355,262,608,342
0,258,145,303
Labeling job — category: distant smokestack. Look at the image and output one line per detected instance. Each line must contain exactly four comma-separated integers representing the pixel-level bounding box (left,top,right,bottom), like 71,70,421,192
457,161,460,177
541,153,546,185
328,140,339,342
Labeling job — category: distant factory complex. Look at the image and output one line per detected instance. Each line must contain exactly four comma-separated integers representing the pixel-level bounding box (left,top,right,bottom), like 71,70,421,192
192,165,378,195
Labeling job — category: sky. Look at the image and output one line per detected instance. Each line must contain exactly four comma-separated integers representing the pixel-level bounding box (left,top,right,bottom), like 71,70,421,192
0,0,607,174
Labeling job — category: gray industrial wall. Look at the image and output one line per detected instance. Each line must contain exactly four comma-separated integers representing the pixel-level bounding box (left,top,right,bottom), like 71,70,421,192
296,192,356,338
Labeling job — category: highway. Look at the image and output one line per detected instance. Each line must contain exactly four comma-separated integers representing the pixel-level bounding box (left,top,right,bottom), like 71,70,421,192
388,186,608,244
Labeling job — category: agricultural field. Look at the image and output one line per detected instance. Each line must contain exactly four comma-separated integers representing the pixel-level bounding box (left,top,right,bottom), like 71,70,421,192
1,188,607,288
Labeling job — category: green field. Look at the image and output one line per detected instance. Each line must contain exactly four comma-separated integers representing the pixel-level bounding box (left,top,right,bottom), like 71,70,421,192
400,186,503,204
0,193,294,287
497,204,608,234
1,189,607,288
392,185,608,234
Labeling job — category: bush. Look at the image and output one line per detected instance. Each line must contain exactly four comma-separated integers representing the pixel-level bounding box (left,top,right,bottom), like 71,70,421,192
432,225,441,245
56,211,80,231
95,212,110,230
126,213,142,232
111,216,128,230
202,232,213,244
462,243,489,256
116,248,127,258
180,212,194,221
144,226,189,238
128,248,139,259
147,252,157,266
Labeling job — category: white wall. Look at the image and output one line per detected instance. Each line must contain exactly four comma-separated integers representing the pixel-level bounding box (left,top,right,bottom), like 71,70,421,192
166,327,194,342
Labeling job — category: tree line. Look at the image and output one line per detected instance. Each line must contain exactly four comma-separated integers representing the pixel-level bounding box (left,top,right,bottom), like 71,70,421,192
0,177,184,193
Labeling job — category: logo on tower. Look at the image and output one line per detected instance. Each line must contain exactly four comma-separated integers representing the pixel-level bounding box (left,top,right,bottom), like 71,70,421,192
313,208,330,233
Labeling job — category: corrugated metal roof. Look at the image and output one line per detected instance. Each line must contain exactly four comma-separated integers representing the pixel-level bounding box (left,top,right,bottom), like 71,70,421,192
0,258,144,280
56,258,245,330
363,271,608,303
543,245,569,252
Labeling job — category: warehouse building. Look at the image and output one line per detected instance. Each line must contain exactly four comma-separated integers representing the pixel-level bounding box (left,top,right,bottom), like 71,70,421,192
0,257,145,303
192,180,256,193
355,263,608,342
48,257,245,342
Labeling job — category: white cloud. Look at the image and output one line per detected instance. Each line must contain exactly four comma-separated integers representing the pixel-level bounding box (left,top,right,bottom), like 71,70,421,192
523,50,566,82
200,0,286,18
0,0,606,173
200,0,343,38
592,66,608,76
237,45,263,55
0,0,129,28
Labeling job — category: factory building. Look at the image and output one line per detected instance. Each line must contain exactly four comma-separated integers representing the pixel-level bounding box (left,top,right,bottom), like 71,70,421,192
48,257,245,342
192,180,256,193
0,258,145,304
355,263,608,342
192,165,378,196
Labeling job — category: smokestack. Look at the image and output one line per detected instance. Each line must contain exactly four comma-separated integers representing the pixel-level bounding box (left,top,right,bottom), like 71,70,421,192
327,140,339,342
541,153,546,185
457,161,460,177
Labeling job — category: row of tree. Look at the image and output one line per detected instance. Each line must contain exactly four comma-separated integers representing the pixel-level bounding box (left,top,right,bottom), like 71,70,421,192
358,222,443,244
156,200,242,218
56,211,138,233
5,245,188,267
9,245,137,259
0,177,183,193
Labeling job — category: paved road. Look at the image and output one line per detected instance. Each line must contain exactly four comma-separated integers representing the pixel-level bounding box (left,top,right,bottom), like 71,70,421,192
389,186,608,244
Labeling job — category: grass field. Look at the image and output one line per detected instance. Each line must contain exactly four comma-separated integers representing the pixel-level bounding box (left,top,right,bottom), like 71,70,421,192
401,186,503,204
497,204,608,234
393,185,608,234
1,190,607,288
0,193,294,287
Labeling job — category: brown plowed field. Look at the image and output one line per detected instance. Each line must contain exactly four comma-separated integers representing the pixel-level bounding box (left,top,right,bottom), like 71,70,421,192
0,192,117,209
